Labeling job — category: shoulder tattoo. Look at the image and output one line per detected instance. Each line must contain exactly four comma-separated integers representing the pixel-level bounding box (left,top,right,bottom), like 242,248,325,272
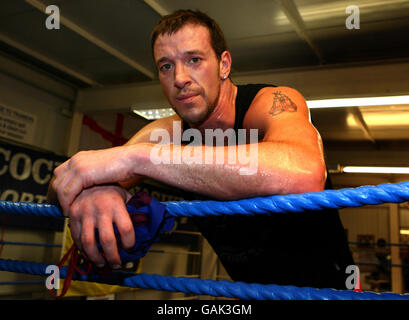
269,91,298,116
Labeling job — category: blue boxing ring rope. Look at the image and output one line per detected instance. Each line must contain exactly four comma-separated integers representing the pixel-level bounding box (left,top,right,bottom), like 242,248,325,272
1,181,409,300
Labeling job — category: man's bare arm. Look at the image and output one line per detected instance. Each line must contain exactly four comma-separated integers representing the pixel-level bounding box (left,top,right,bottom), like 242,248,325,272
46,114,180,204
49,86,326,267
125,86,325,199
45,115,181,268
52,86,325,209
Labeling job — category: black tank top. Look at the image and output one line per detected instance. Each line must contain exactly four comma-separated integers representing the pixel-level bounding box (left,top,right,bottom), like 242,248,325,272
184,84,354,289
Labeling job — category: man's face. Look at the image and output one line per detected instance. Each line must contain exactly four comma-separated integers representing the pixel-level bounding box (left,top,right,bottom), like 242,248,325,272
153,24,222,125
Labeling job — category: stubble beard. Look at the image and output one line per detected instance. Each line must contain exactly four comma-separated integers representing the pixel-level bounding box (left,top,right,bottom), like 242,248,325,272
176,83,221,127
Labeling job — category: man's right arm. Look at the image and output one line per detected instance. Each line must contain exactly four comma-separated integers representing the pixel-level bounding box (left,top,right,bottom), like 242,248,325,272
116,114,180,189
47,114,178,201
46,114,177,268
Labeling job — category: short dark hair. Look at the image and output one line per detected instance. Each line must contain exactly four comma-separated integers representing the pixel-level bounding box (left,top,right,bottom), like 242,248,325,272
151,10,228,61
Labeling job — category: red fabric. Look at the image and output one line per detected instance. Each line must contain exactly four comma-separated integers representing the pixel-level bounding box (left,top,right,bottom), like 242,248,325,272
354,275,362,292
50,115,130,298
113,113,125,147
82,114,128,147
48,244,95,299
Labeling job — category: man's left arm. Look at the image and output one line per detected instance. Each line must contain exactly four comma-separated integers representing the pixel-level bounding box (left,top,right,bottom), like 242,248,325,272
135,86,327,199
246,86,327,194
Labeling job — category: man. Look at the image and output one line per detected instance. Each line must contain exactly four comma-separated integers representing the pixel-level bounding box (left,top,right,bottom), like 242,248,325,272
48,10,354,289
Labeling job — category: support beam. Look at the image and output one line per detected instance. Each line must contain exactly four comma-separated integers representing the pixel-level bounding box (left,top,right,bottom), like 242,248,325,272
349,107,376,144
143,0,170,16
25,0,156,80
0,32,98,86
199,237,219,299
389,203,403,293
75,81,167,112
275,0,325,64
234,58,409,99
0,52,76,102
74,59,409,112
65,111,83,157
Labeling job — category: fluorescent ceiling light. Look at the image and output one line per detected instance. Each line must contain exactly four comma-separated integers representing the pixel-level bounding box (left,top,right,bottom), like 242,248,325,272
307,95,409,109
346,113,409,127
132,107,175,120
132,95,409,120
400,230,409,235
342,166,409,174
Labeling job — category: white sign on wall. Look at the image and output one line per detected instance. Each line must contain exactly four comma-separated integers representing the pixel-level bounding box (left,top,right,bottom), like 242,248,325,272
0,104,37,144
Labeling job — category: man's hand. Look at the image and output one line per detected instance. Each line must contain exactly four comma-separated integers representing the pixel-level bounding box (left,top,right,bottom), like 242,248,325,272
66,184,135,268
52,146,137,214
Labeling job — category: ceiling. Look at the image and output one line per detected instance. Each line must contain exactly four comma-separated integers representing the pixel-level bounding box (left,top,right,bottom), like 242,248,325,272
1,0,409,182
1,0,409,86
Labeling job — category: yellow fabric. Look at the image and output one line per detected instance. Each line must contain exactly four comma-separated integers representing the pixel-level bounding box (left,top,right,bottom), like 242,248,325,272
58,224,141,297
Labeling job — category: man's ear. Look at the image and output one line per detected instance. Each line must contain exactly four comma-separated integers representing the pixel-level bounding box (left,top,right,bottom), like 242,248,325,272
219,50,232,79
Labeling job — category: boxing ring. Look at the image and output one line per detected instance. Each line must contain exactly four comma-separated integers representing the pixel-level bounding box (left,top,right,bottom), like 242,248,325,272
1,181,409,300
